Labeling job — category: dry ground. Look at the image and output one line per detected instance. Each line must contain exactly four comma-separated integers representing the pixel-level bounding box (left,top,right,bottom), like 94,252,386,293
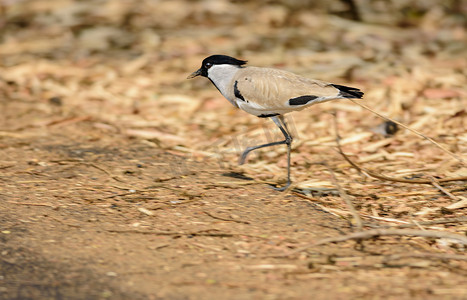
1,1,466,299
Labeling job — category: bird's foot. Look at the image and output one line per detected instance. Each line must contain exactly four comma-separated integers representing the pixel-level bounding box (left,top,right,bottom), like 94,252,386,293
270,180,291,192
239,148,253,165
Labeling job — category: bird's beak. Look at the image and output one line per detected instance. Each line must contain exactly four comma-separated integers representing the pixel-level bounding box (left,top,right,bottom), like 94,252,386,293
187,68,202,79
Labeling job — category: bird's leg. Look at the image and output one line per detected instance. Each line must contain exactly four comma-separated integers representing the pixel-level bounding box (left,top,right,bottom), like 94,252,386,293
279,115,290,134
275,116,292,191
239,116,293,191
239,141,287,164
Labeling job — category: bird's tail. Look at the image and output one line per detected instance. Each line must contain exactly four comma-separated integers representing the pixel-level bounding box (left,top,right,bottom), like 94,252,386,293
331,84,364,99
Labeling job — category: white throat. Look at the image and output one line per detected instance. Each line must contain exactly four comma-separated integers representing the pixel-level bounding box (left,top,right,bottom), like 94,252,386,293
207,64,240,99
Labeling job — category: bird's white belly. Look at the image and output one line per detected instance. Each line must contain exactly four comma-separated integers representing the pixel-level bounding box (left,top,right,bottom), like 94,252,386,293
236,99,290,116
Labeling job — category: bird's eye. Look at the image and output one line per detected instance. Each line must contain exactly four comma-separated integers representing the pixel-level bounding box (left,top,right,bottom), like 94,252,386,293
205,62,213,69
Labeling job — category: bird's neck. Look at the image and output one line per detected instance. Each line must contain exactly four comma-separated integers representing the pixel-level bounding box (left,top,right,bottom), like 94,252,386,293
207,65,240,99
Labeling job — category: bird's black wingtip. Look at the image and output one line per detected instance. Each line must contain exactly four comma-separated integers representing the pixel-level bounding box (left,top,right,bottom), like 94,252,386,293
331,84,364,99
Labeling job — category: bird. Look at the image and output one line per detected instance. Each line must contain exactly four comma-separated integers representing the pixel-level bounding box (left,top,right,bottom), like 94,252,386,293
188,54,364,191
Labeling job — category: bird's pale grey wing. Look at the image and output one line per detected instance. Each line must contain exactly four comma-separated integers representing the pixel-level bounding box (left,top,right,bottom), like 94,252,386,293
234,67,345,110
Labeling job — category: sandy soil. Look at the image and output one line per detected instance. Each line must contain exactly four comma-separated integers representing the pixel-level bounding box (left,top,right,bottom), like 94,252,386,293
1,104,466,299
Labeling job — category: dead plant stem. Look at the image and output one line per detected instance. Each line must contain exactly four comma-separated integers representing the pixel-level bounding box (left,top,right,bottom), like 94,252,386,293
278,228,467,257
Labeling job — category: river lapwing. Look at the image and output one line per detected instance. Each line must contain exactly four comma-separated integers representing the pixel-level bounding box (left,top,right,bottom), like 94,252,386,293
188,55,364,190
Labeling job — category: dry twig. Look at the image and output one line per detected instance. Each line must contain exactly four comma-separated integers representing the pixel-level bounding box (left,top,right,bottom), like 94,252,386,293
429,176,460,201
320,162,363,231
105,228,265,239
203,210,250,224
384,253,467,263
0,164,14,169
277,228,467,257
390,217,467,229
82,162,124,182
334,133,467,184
7,201,55,208
106,229,236,237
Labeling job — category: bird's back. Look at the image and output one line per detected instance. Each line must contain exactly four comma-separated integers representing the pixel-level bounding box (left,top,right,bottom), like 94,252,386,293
233,66,344,110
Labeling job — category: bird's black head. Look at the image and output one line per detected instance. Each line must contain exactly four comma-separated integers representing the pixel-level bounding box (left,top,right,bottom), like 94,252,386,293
187,55,247,79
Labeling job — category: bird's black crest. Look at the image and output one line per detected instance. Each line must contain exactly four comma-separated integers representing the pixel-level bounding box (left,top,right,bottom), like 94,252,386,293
202,55,247,67
331,84,364,99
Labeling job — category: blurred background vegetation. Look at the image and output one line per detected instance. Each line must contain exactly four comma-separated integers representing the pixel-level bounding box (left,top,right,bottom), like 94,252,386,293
1,0,465,167
1,0,465,64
